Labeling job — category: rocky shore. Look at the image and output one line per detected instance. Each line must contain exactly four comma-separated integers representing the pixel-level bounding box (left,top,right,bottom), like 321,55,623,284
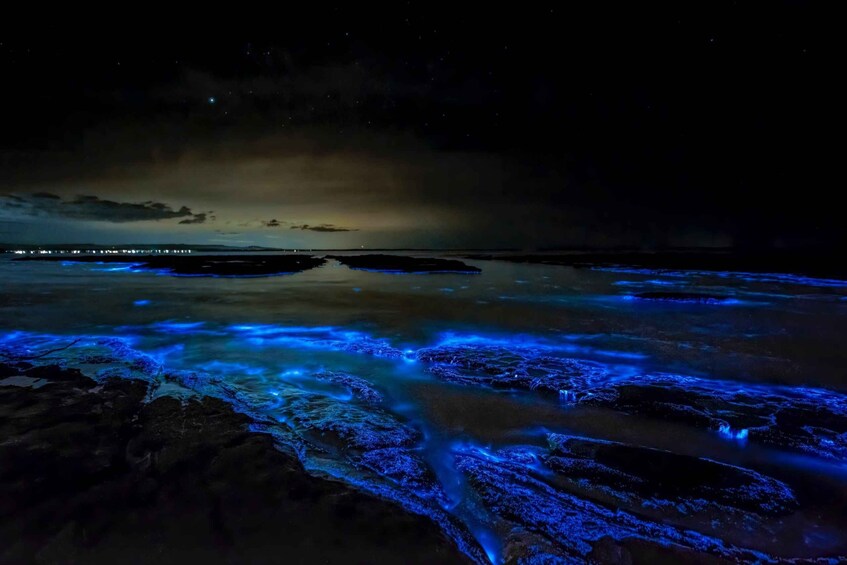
0,361,469,564
15,254,326,277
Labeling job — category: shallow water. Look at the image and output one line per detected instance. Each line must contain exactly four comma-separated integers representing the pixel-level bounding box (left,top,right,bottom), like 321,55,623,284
2,253,847,562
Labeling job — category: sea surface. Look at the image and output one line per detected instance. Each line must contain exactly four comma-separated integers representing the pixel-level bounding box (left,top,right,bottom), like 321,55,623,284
2,252,847,563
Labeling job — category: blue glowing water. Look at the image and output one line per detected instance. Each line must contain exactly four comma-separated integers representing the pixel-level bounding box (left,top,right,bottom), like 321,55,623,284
2,253,847,562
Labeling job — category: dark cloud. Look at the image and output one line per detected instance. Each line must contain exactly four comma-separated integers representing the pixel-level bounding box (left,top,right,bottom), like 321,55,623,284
290,224,356,233
178,213,208,225
261,219,356,233
0,193,197,223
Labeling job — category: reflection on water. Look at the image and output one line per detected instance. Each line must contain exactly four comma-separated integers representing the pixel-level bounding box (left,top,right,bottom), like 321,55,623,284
2,254,847,562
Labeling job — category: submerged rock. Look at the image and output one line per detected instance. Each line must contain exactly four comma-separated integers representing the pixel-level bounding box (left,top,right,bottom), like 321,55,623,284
261,385,486,561
0,333,166,385
594,374,847,461
453,445,765,563
544,433,797,527
17,253,326,277
282,391,419,451
418,345,611,398
327,254,481,274
418,344,847,461
313,370,384,403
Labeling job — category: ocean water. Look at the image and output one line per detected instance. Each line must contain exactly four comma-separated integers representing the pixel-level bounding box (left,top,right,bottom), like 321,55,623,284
2,253,847,562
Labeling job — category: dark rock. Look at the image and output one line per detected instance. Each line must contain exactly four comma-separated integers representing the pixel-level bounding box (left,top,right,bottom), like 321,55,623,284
276,389,450,507
283,391,419,451
360,447,447,502
453,445,763,563
417,343,847,461
0,334,488,563
327,254,481,274
544,433,797,523
313,370,385,403
337,337,405,358
597,376,847,461
16,254,326,277
588,537,634,565
0,362,472,564
418,345,610,397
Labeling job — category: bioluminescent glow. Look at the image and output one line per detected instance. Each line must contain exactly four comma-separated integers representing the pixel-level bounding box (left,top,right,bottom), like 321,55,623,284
452,442,769,562
620,293,744,305
595,267,847,289
718,422,750,442
2,307,846,562
417,339,847,461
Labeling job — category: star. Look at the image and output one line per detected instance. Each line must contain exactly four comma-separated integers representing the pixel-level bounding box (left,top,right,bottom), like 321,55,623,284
208,97,216,104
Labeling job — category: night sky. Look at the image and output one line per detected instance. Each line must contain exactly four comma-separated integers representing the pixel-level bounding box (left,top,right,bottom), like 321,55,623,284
0,4,835,249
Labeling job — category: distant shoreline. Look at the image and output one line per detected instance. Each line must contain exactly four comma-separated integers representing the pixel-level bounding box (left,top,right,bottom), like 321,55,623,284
8,248,847,280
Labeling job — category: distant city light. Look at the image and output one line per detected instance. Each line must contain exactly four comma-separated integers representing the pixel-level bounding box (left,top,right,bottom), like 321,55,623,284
7,249,193,255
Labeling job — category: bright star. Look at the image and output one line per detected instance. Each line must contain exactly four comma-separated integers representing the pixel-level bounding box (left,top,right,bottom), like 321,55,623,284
208,97,216,104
